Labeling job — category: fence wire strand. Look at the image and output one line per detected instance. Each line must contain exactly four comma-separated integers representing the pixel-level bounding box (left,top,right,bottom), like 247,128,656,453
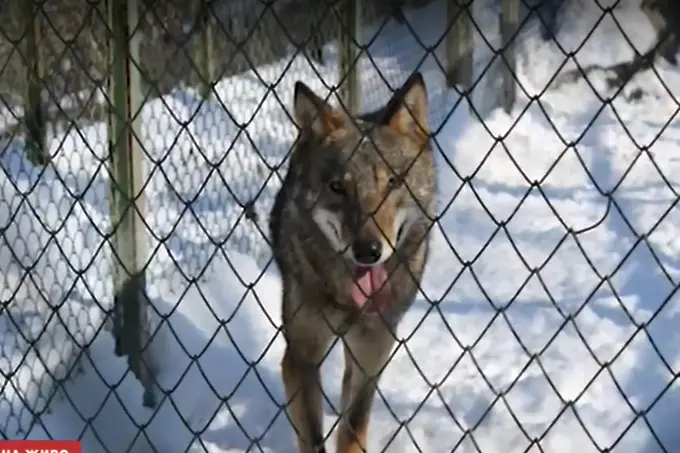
0,0,679,452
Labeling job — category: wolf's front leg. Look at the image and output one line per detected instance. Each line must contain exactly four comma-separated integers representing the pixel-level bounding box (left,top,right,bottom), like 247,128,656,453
336,325,395,453
282,348,326,453
281,306,332,453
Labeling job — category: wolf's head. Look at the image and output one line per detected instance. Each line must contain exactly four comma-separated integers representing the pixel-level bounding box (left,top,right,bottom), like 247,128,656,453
289,74,435,310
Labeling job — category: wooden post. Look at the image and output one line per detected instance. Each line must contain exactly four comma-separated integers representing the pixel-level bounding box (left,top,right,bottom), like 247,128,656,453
445,0,473,91
196,0,216,98
307,3,325,66
500,0,520,113
641,0,679,66
23,0,47,166
339,0,361,115
107,0,156,408
537,0,564,41
203,21,216,96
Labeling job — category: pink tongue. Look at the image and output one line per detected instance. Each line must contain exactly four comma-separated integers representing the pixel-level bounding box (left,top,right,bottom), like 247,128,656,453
351,265,390,310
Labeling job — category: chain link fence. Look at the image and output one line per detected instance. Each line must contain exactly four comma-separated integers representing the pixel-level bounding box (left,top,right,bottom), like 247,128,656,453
1,0,679,451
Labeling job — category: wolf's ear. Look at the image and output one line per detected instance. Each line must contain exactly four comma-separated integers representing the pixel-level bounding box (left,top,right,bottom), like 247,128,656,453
293,81,346,136
383,73,430,145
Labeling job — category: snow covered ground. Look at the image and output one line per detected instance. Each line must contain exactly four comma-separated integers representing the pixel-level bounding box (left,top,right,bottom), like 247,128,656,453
2,0,680,452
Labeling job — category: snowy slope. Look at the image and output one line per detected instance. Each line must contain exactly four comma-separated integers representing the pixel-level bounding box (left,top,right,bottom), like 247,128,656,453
2,0,680,452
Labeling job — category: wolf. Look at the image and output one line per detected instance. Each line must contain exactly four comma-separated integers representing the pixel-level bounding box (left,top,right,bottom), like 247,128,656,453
269,72,437,453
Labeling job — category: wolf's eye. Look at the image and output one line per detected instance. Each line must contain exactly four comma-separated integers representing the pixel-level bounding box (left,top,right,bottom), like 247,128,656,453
329,180,347,196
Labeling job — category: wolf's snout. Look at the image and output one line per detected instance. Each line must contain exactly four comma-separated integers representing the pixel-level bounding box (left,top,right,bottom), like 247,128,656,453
351,238,383,265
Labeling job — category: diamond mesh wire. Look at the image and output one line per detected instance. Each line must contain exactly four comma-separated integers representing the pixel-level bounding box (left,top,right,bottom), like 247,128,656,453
0,0,678,452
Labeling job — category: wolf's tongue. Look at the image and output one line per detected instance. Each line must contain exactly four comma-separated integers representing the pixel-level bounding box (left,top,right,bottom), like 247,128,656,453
351,265,390,310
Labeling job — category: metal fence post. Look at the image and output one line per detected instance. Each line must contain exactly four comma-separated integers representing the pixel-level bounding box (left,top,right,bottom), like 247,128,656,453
106,0,156,408
23,0,47,166
500,0,520,113
339,0,361,115
445,0,473,91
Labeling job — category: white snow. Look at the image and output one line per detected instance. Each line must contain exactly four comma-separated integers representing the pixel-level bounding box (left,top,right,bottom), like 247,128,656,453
2,0,680,452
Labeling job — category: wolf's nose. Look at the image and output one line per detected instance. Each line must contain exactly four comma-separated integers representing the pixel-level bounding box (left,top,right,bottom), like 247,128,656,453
352,238,383,265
